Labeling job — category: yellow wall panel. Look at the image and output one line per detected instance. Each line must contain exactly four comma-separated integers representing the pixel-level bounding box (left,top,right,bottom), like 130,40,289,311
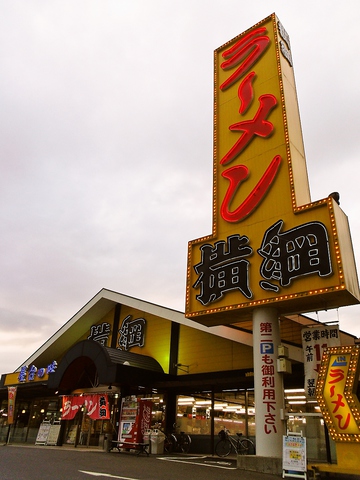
178,325,253,374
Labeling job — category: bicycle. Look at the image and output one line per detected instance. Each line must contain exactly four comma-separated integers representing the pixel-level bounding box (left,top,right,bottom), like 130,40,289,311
215,427,255,456
164,424,191,453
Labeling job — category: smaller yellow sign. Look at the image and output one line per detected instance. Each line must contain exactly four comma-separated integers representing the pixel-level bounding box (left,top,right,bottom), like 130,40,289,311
316,345,360,441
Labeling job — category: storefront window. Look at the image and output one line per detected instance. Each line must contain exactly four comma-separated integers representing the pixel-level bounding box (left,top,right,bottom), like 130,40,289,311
0,400,8,443
286,414,334,463
284,388,334,463
149,396,165,427
175,390,255,440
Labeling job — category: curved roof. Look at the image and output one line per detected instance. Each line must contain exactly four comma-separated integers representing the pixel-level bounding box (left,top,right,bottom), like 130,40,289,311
48,340,164,392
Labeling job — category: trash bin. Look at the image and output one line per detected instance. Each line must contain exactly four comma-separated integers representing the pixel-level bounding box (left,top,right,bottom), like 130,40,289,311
150,429,165,454
143,429,152,454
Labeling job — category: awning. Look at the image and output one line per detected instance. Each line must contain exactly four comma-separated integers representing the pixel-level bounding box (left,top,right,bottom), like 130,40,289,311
48,340,165,392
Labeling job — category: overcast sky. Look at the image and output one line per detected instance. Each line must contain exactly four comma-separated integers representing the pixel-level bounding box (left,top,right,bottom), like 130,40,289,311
1,0,360,374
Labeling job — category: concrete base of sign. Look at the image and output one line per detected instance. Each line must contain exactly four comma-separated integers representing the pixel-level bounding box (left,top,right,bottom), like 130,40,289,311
237,455,282,475
308,442,360,478
308,463,360,478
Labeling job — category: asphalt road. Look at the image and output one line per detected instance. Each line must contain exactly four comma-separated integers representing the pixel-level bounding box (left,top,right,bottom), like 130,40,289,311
0,445,284,480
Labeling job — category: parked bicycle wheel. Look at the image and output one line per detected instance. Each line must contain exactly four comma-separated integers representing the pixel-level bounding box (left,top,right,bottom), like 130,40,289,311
215,439,232,457
179,433,191,453
164,433,176,453
238,438,255,455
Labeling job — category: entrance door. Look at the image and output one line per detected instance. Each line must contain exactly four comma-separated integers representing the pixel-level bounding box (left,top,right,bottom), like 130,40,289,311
63,409,82,446
78,412,92,446
63,409,104,447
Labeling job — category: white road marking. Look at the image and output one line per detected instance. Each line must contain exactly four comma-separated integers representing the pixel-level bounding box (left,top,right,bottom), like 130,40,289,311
157,456,236,470
79,470,140,479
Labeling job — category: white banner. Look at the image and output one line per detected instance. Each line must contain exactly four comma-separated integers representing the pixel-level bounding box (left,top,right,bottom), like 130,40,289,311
301,325,340,398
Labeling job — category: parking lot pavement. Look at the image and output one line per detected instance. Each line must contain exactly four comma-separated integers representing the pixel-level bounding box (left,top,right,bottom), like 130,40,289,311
5,444,360,480
2,445,285,480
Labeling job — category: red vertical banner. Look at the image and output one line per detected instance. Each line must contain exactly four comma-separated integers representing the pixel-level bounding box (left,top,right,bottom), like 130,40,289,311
86,394,110,420
97,394,110,420
7,386,17,425
138,400,152,442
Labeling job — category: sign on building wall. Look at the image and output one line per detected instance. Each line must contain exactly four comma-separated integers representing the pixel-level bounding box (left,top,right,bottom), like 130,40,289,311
118,315,146,351
88,322,111,346
186,13,359,326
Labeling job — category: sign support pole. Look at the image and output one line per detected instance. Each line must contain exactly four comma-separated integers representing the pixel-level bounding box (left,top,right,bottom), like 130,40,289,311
253,307,285,457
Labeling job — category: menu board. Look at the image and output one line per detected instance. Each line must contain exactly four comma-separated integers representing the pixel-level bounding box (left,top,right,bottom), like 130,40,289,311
46,423,61,445
282,434,307,479
35,422,51,445
35,421,61,446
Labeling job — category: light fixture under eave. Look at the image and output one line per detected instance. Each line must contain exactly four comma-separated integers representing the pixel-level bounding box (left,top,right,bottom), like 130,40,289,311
174,363,190,374
178,396,195,405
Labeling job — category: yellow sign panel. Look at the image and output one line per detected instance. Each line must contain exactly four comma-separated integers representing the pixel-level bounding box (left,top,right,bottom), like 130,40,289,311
186,14,359,325
316,346,360,441
4,371,50,386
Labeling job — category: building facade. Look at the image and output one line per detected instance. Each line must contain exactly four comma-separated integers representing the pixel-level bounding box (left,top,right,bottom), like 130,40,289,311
0,288,356,460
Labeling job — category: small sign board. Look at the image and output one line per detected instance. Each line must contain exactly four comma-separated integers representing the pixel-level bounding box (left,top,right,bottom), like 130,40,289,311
282,432,307,479
46,422,61,446
35,421,51,445
35,420,61,446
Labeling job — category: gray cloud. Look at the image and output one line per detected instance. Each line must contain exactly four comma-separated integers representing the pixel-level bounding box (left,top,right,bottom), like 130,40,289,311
1,0,360,373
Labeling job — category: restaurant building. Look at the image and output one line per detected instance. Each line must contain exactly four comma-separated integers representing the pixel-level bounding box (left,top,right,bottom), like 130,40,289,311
0,288,357,461
1,14,360,474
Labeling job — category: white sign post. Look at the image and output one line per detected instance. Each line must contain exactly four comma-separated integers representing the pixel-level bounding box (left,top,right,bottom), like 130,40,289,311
282,431,307,479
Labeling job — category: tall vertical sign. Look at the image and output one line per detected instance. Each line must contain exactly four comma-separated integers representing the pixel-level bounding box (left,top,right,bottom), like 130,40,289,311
186,13,360,458
186,14,359,326
7,386,17,425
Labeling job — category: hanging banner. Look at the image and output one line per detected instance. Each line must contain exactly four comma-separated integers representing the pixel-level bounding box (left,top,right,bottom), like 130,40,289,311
61,394,110,420
85,394,110,420
301,324,340,399
139,399,152,441
7,386,17,425
62,395,83,420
